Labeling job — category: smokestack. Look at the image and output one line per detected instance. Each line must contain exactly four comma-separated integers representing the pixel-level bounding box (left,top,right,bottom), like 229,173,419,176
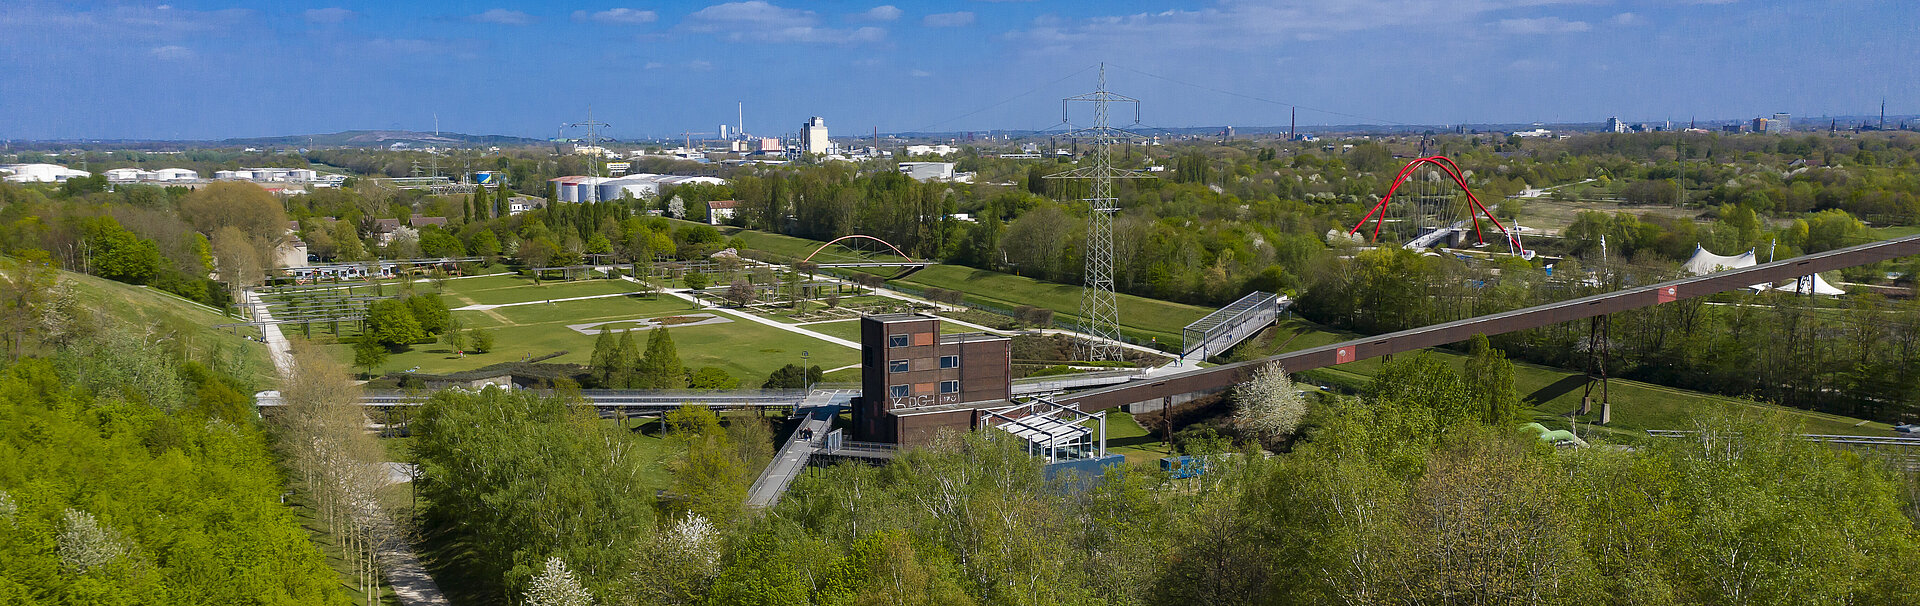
1289,106,1296,140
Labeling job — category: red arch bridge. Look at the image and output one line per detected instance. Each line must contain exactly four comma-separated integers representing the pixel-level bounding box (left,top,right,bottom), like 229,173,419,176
1350,155,1532,259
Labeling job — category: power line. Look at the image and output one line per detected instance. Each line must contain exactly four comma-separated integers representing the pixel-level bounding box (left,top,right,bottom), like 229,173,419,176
906,64,1098,134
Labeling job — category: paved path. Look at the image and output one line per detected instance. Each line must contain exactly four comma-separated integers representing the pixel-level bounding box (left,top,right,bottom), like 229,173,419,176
450,290,645,312
243,290,448,606
623,276,861,349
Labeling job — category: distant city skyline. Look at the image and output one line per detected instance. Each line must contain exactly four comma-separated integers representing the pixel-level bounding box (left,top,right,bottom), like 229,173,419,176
0,0,1914,141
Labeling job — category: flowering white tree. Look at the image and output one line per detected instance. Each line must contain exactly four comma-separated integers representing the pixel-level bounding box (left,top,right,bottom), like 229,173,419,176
57,509,129,573
666,514,721,571
1232,362,1308,448
526,557,594,606
0,490,16,526
667,196,686,220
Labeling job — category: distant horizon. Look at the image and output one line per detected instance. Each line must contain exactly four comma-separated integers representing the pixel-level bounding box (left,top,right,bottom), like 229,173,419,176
6,111,1918,148
4,1,1916,141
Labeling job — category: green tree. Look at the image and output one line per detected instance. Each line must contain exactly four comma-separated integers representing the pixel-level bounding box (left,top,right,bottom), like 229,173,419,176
470,329,496,353
688,366,739,389
364,298,424,349
472,229,502,261
353,336,389,376
81,216,164,284
640,327,686,389
589,327,617,387
760,364,822,389
405,293,451,335
1464,334,1525,426
612,331,639,388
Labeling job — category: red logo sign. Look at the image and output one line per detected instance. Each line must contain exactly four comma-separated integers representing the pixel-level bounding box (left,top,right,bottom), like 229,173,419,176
1336,347,1354,364
1657,286,1677,304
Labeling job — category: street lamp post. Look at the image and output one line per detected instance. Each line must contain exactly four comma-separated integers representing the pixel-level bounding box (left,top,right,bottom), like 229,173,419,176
800,350,811,393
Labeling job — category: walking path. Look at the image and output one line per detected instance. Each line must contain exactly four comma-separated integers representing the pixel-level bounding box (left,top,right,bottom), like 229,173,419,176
621,276,862,349
243,289,448,606
450,290,643,312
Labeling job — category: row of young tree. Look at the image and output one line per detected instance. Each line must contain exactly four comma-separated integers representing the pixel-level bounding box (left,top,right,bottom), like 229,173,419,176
408,337,1920,606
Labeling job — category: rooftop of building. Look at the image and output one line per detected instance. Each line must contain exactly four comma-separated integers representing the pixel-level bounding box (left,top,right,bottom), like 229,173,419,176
942,332,1010,345
866,312,936,323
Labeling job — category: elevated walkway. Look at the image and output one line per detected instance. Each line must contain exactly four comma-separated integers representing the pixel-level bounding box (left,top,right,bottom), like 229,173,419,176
1181,291,1287,361
746,390,868,509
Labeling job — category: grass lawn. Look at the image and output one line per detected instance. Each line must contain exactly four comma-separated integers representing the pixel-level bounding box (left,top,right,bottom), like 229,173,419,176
1101,412,1174,465
332,275,858,385
438,275,649,306
677,221,1215,344
1234,318,1892,438
892,264,1212,343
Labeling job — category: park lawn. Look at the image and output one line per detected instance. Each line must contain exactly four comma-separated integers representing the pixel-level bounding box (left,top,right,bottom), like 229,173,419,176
1236,318,1892,438
892,264,1211,343
341,303,859,385
58,269,276,385
1101,412,1173,465
491,294,699,327
678,221,1215,343
439,275,648,306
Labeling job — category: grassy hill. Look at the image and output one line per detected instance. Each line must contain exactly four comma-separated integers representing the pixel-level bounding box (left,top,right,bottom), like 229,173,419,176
57,270,274,384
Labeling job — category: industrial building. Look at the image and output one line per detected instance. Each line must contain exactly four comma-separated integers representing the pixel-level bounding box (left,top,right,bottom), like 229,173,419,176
1,163,92,183
103,167,201,183
550,173,728,203
801,116,830,155
213,168,326,183
855,314,1012,445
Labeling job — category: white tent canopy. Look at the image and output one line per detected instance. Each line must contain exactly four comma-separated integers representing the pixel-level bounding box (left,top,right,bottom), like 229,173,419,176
1774,273,1846,296
1683,245,1771,291
1682,245,1757,276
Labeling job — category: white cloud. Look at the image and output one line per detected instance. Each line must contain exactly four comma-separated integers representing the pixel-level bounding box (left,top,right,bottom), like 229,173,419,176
573,8,658,24
303,7,356,24
856,5,903,21
1609,12,1641,25
150,45,193,60
644,61,666,69
910,69,932,77
1497,16,1590,34
1006,0,1601,53
688,60,714,71
683,1,886,44
0,4,253,42
470,9,535,25
923,11,975,27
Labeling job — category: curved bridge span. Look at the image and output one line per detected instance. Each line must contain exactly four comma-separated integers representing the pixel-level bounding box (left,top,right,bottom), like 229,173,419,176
801,234,930,279
1058,234,1920,412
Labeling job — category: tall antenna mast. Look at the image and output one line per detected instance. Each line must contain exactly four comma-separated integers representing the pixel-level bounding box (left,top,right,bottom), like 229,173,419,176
1046,64,1150,361
738,101,745,138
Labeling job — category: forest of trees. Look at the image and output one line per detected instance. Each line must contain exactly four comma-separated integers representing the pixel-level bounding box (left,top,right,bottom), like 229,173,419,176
0,258,346,603
407,346,1920,606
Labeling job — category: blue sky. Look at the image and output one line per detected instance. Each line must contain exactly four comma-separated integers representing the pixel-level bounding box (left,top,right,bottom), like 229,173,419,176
0,1,1913,140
